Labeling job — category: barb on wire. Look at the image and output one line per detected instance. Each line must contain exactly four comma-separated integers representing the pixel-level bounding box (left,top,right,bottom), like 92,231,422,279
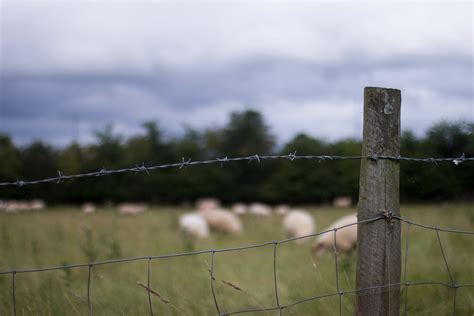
217,156,228,168
135,163,150,175
56,171,65,184
96,168,107,177
288,151,297,161
0,153,472,187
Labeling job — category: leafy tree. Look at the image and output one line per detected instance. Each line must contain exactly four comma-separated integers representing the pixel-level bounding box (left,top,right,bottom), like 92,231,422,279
18,141,58,201
0,135,20,181
0,116,472,204
264,134,334,204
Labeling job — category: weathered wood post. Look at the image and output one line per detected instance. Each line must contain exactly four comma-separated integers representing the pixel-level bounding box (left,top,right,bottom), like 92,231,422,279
356,87,401,315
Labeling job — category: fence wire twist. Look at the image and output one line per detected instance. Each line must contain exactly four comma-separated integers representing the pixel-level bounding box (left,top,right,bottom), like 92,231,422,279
2,213,473,315
0,153,471,188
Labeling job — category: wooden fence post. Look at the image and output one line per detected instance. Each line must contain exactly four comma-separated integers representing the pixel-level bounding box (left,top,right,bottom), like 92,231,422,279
356,87,401,315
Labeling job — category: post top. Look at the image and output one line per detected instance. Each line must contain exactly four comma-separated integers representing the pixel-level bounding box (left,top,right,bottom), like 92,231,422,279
364,86,401,93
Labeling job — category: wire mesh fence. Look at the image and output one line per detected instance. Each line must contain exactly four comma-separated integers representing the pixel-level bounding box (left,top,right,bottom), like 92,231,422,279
1,153,473,315
1,212,473,315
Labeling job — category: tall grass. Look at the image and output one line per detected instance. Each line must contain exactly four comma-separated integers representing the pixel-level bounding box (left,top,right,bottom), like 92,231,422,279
0,203,473,315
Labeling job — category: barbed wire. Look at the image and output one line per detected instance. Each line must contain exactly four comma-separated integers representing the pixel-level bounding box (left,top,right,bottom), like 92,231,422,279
2,213,472,315
0,153,471,188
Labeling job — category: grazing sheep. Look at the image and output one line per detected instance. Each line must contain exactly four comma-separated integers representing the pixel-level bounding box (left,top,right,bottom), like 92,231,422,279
179,213,209,238
332,196,352,208
82,203,96,214
313,213,358,256
248,203,272,217
195,198,220,211
199,208,242,234
29,199,45,210
118,203,147,215
5,200,30,213
275,204,290,216
232,203,247,215
282,210,315,243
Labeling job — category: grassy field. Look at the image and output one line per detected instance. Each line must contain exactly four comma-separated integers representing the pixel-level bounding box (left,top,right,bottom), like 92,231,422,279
0,203,473,315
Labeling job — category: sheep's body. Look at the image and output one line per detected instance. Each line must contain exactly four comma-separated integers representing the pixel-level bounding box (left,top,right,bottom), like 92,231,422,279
232,203,247,215
282,210,315,243
313,213,357,255
118,203,146,215
82,203,96,214
29,199,45,210
199,208,242,234
275,204,290,216
332,196,352,208
195,198,220,211
249,203,272,217
179,213,209,238
4,200,30,213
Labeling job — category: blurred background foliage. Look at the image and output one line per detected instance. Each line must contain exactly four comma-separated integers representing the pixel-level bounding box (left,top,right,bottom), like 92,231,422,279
0,110,472,205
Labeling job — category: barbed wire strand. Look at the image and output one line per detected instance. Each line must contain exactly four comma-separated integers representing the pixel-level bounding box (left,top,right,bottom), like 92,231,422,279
0,153,471,188
2,215,473,315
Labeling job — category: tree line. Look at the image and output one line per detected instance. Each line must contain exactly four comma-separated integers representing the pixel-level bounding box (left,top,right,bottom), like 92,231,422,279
0,110,473,205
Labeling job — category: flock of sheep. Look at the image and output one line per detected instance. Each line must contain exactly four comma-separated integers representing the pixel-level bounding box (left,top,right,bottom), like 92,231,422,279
0,199,46,212
1,197,358,256
180,198,358,256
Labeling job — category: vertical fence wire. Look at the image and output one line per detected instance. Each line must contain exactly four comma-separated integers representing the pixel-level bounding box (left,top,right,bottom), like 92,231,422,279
87,264,93,316
333,229,342,316
403,223,411,316
11,271,16,316
435,229,454,285
272,241,282,315
386,220,391,316
209,251,221,315
147,257,154,316
452,286,457,316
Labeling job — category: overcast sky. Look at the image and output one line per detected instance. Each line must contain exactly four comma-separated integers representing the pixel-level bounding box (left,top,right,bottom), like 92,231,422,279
0,1,472,147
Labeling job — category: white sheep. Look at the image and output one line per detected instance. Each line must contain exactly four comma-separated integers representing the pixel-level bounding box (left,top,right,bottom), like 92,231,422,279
275,204,290,216
82,203,96,214
29,199,46,210
232,203,247,215
282,210,315,243
313,213,358,256
248,202,272,217
199,208,242,234
179,213,209,238
118,203,147,215
332,196,352,208
5,200,30,213
195,198,220,211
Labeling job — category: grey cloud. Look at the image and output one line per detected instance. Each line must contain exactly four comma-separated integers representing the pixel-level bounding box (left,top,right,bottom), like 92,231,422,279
0,55,472,146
